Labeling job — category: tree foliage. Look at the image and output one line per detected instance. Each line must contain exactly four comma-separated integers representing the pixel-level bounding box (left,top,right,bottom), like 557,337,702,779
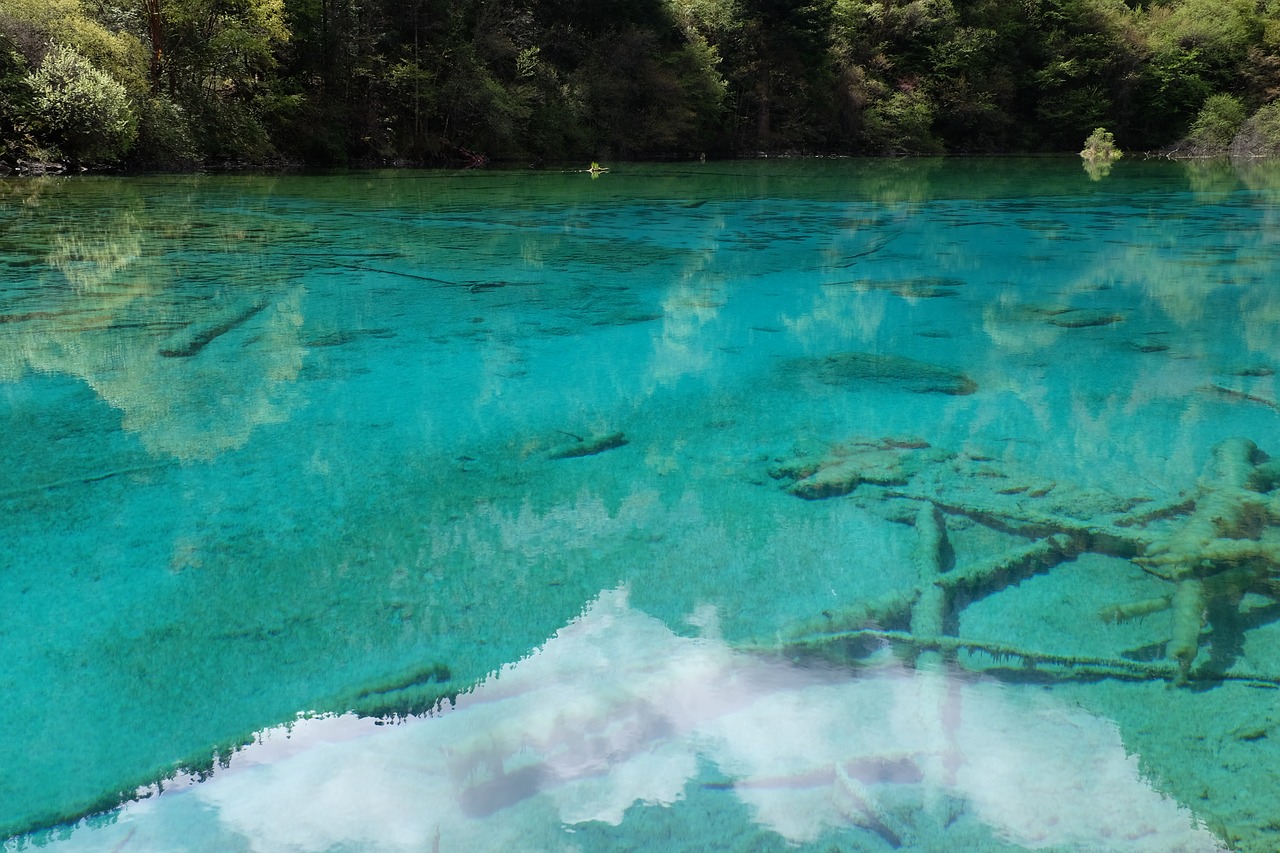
0,32,36,160
2,0,1280,167
29,43,137,163
1230,100,1280,158
1186,93,1247,152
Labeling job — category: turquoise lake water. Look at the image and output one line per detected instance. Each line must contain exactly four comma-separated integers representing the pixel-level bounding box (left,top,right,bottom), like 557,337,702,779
3,158,1280,851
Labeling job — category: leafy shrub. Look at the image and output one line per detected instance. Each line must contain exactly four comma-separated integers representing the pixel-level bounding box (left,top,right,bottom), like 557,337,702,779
131,94,199,169
1080,127,1121,161
1230,101,1280,157
28,44,136,163
862,89,944,155
1186,93,1246,152
185,94,276,164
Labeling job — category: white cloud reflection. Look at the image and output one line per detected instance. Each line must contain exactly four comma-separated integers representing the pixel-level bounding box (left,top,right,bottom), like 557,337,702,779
35,588,1224,853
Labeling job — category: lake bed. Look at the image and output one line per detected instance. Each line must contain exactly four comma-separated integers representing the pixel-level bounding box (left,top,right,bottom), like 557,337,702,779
3,158,1279,852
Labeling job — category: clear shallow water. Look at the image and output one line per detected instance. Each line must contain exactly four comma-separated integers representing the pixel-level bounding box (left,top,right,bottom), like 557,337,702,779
2,158,1279,851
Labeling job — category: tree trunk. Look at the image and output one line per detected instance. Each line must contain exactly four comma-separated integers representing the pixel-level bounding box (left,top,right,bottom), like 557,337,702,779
143,0,164,93
756,65,771,144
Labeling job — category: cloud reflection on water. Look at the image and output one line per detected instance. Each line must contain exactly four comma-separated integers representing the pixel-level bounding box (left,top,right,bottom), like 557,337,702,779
38,588,1224,853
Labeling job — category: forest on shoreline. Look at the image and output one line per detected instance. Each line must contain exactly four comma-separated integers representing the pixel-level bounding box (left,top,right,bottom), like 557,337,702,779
3,0,1280,172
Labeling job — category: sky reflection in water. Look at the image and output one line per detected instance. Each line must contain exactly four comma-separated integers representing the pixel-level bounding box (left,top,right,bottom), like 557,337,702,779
28,589,1224,853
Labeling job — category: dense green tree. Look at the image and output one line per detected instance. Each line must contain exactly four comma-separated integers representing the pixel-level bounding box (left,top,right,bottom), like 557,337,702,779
1185,92,1246,152
1230,100,1280,157
4,0,1280,166
29,43,137,162
0,0,147,163
0,0,147,88
924,26,1008,148
146,0,289,159
830,0,956,152
0,33,35,161
1125,0,1266,146
727,0,837,149
1025,0,1133,150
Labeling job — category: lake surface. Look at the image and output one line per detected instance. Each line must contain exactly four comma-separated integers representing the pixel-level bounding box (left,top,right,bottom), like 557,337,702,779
3,158,1279,852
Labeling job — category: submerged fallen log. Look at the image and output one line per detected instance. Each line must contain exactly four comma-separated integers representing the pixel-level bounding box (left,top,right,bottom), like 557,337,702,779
779,628,1280,689
938,533,1079,598
1114,437,1280,683
782,351,978,396
773,530,1079,650
0,462,173,502
882,488,1150,558
158,298,267,357
765,432,1280,688
547,431,628,460
346,662,455,718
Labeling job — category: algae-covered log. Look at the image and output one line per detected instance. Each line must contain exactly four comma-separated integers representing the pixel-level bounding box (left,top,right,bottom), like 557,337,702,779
1122,438,1280,682
772,434,1280,688
782,351,978,395
345,662,455,718
884,488,1148,558
159,298,267,357
909,502,949,667
776,587,921,650
1136,438,1263,578
547,432,628,460
1099,595,1171,624
773,439,946,501
803,629,1280,688
1166,579,1205,683
787,454,911,499
938,533,1078,599
777,532,1077,658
